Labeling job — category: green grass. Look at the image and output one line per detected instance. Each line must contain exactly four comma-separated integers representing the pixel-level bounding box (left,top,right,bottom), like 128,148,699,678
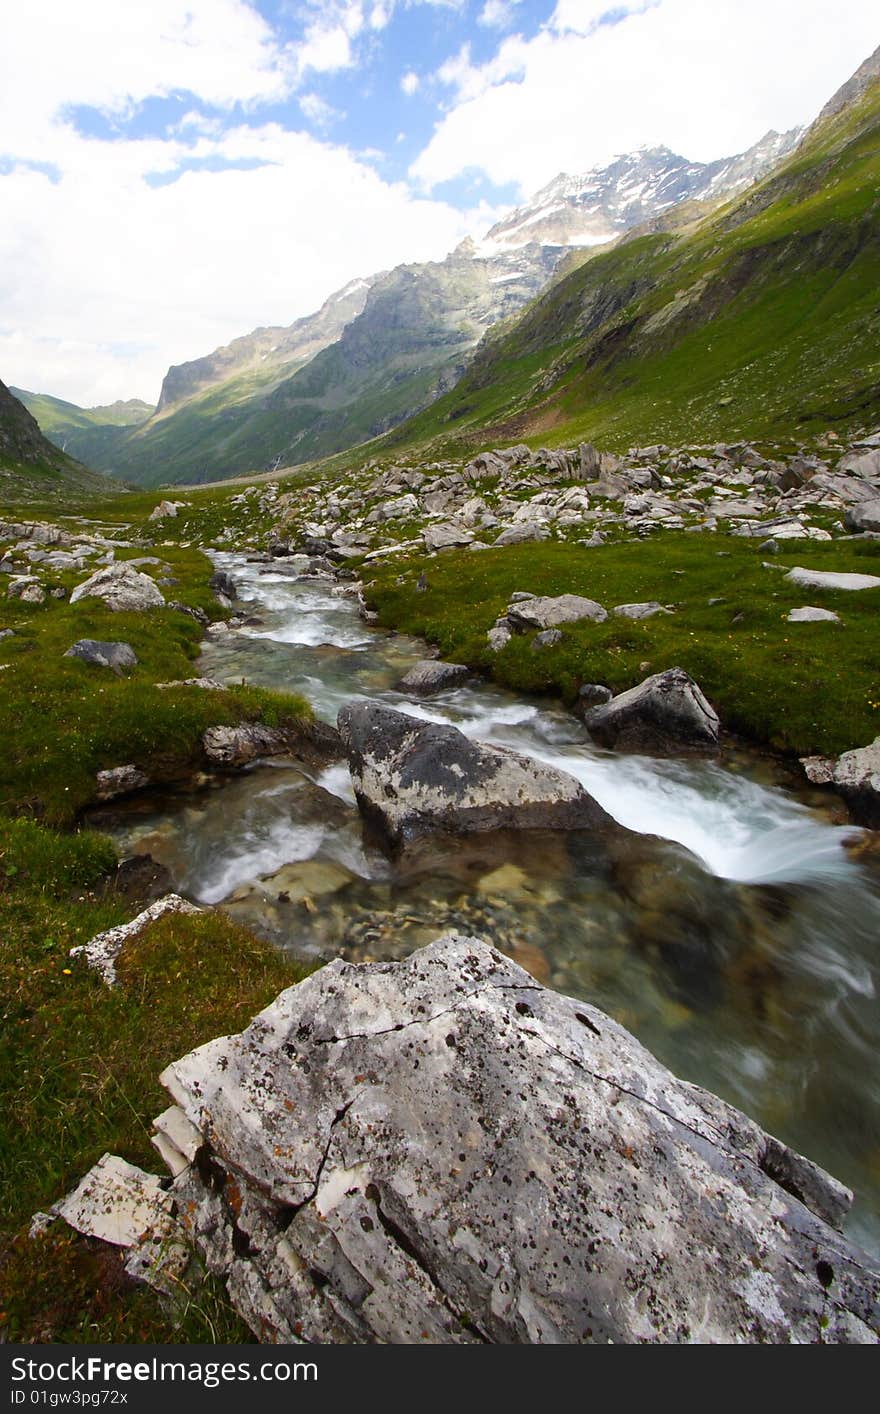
0,816,312,1342
364,533,880,758
0,539,312,822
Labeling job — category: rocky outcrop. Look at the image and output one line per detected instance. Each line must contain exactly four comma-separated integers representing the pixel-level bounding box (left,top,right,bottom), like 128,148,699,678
64,639,137,673
150,934,879,1344
583,667,721,754
337,701,614,848
69,563,166,612
396,660,470,695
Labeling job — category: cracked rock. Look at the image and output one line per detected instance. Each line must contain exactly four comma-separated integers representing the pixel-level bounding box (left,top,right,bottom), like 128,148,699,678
154,934,880,1344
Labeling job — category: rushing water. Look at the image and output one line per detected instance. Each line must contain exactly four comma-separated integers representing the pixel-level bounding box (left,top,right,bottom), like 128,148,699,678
95,553,880,1253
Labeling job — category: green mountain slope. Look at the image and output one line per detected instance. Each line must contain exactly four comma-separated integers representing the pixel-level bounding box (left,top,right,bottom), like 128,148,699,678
385,47,880,458
0,380,118,502
74,243,561,489
11,389,153,469
65,276,379,488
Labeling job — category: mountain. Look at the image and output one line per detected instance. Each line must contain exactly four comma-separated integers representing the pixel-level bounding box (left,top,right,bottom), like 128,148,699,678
16,122,812,489
11,389,153,469
480,130,802,252
66,276,380,488
384,45,880,458
153,275,377,416
0,380,118,501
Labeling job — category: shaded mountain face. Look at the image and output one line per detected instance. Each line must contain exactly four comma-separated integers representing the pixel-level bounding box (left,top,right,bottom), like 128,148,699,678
154,276,377,416
384,54,880,458
480,130,803,253
0,379,118,500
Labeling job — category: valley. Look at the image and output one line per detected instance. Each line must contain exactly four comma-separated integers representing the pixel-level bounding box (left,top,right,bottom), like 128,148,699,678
1,40,879,1347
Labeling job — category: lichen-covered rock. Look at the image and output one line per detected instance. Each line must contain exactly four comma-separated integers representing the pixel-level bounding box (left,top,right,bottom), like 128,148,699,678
396,660,470,695
507,593,607,630
584,667,720,755
337,701,615,848
155,934,880,1344
70,563,166,612
71,894,201,985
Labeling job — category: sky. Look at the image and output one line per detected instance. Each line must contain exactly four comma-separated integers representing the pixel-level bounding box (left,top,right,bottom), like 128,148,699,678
0,0,877,407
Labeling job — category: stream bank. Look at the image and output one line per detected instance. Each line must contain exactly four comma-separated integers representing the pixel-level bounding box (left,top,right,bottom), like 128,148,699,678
90,553,880,1256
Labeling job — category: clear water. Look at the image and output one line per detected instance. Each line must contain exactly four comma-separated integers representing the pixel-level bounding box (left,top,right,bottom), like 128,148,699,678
94,553,880,1254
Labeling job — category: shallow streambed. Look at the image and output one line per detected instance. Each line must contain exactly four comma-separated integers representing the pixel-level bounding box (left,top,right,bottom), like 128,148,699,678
93,553,880,1254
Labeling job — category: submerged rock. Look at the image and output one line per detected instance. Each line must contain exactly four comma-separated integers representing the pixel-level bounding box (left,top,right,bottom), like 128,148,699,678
153,934,879,1344
337,701,615,849
396,659,470,695
584,667,720,754
70,563,166,612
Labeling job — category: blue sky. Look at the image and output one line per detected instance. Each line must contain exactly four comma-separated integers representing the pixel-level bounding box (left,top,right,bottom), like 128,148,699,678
0,1,877,404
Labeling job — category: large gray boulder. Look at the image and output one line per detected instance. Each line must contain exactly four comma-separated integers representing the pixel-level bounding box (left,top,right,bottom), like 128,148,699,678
844,501,880,533
337,701,614,848
507,593,607,631
70,563,166,612
64,639,137,673
584,667,720,754
155,934,880,1344
396,659,470,696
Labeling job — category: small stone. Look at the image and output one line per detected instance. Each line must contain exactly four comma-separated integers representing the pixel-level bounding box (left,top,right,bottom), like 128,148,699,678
786,607,841,623
531,629,563,650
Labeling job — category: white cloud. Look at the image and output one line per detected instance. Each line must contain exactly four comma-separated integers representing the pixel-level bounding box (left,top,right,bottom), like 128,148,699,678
401,70,420,95
478,0,521,29
298,92,343,128
0,1,489,404
413,0,880,196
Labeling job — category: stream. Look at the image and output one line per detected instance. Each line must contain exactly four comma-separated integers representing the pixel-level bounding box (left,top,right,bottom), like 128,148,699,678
96,553,880,1254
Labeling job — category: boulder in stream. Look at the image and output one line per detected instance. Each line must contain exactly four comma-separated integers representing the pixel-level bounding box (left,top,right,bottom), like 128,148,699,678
396,659,470,695
337,701,615,848
203,717,342,770
149,933,879,1344
583,667,720,754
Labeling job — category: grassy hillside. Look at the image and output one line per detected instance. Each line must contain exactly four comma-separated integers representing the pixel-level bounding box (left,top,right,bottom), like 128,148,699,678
0,380,121,502
382,71,880,459
12,388,153,472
